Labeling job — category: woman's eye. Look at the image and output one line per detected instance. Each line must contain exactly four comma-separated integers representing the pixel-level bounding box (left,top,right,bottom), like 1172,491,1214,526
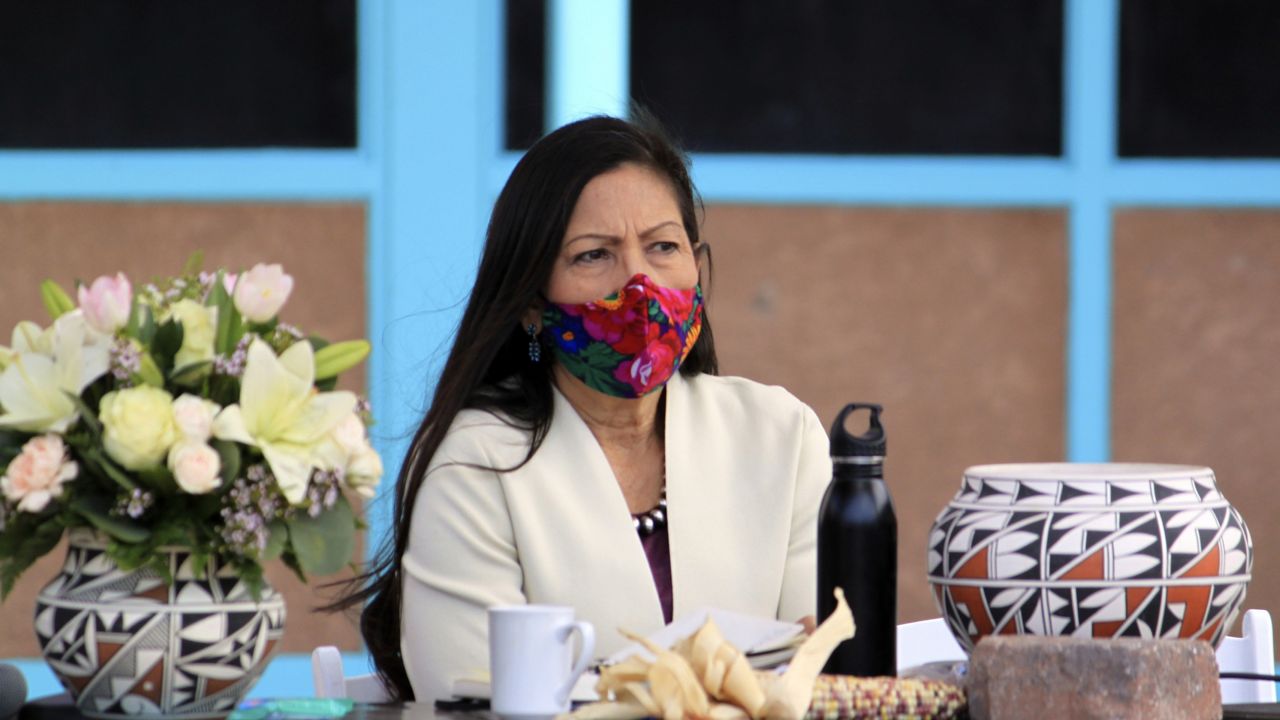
650,241,680,254
572,248,610,264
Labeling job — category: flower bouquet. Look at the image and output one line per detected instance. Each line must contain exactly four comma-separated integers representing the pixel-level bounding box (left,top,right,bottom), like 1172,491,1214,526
0,255,381,717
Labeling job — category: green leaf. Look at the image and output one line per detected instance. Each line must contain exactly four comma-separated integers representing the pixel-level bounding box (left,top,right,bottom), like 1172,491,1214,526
136,467,178,494
559,343,628,396
262,519,288,562
239,560,266,601
84,449,137,491
151,321,184,372
124,297,143,338
313,340,370,380
63,391,103,437
182,250,205,276
136,352,165,388
210,273,243,356
190,550,209,578
169,359,213,386
136,306,157,345
280,550,308,584
0,512,66,598
212,439,241,486
39,280,76,321
285,495,355,577
69,496,150,543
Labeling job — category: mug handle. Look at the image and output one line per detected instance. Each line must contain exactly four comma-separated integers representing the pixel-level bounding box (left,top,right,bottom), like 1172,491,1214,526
555,620,596,706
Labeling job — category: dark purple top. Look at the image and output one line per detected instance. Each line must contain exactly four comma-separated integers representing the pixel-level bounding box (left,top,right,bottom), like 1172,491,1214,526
640,526,674,624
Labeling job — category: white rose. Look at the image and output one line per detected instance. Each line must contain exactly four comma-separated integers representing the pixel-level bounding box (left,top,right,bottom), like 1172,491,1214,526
100,386,177,470
166,299,217,371
171,394,220,442
329,412,382,498
331,413,367,456
167,441,222,494
346,446,383,499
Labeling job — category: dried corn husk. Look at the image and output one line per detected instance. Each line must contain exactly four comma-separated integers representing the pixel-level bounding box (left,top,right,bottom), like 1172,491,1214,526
563,589,966,720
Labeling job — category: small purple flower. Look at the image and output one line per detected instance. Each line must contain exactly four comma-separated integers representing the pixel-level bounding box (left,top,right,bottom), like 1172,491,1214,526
112,487,154,518
109,339,142,384
219,464,287,557
303,468,343,518
213,334,254,377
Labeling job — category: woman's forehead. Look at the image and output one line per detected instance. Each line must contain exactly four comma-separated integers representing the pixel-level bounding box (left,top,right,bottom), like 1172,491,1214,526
566,164,683,232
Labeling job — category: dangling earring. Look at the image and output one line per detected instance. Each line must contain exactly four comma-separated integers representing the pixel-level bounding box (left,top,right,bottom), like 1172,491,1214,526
527,323,541,363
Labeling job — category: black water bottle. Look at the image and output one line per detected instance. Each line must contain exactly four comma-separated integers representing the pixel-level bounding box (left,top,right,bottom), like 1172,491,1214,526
818,403,897,676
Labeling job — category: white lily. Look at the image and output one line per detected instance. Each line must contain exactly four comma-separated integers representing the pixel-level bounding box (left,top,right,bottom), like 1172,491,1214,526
0,312,111,433
212,339,356,504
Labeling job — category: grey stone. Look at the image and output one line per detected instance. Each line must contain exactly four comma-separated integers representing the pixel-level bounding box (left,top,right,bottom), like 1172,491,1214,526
968,635,1221,720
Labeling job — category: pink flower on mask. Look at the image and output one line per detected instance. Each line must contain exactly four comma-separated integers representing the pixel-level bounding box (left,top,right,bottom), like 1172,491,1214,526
614,329,682,397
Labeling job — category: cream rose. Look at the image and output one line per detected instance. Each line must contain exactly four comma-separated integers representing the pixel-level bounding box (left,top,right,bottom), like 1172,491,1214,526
167,299,217,370
172,394,220,442
0,434,77,513
329,412,382,499
168,441,222,494
100,386,178,470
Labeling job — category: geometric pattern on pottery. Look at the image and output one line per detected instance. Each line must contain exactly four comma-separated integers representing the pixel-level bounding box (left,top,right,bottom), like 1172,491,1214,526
926,466,1252,652
35,535,285,720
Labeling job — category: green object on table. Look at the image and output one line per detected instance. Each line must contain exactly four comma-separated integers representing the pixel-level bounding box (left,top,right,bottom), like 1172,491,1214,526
229,698,355,720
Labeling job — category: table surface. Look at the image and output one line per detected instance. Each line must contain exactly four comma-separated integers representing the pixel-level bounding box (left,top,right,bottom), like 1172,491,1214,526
18,695,496,720
20,693,1280,720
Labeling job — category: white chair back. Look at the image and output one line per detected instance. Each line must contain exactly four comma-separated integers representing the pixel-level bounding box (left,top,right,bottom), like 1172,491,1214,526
896,617,966,672
1217,609,1277,704
311,646,391,703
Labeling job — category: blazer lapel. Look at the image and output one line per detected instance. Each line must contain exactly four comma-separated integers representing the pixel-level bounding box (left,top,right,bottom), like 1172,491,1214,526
666,373,731,619
537,385,666,635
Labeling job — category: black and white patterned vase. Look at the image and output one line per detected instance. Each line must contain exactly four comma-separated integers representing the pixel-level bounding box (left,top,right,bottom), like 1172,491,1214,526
927,463,1252,652
34,529,286,720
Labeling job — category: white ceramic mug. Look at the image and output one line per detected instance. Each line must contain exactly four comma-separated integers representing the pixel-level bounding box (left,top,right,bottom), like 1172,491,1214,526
488,604,595,717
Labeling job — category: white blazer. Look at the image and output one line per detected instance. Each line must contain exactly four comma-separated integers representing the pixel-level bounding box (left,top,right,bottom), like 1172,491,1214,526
400,372,833,703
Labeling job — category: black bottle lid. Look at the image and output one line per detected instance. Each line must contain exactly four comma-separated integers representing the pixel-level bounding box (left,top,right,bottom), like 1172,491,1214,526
830,403,886,460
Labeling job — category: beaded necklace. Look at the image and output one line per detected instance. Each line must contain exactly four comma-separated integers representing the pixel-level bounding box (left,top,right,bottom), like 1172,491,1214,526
631,488,668,536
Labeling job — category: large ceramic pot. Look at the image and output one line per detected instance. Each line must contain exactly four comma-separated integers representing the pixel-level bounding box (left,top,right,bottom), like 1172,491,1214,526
34,529,286,720
927,463,1252,652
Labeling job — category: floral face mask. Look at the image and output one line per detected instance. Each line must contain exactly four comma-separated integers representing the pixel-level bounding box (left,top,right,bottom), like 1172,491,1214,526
541,273,704,398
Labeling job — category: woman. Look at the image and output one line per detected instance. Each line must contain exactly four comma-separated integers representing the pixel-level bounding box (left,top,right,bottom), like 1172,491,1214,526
339,115,832,703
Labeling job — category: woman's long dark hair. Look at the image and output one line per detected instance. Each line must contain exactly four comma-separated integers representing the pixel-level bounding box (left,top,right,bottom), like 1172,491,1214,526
326,114,718,701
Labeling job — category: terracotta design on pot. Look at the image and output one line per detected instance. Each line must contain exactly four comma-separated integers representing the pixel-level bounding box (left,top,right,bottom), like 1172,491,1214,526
927,464,1252,652
34,535,285,720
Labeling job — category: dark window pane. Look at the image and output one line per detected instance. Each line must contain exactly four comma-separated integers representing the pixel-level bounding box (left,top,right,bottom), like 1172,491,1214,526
1120,0,1280,158
631,0,1063,155
505,0,546,150
0,0,356,149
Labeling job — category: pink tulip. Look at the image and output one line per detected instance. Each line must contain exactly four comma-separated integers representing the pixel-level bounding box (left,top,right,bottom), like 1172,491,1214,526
232,263,293,323
78,273,132,334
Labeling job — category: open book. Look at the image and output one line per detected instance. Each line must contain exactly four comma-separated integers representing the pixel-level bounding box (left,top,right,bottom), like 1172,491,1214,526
451,608,804,702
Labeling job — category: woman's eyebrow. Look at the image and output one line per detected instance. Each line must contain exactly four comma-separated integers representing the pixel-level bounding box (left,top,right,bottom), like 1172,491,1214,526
564,233,621,247
639,220,682,236
564,220,681,247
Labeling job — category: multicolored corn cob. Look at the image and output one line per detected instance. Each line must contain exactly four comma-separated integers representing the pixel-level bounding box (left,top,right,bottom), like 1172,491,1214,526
805,675,967,719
